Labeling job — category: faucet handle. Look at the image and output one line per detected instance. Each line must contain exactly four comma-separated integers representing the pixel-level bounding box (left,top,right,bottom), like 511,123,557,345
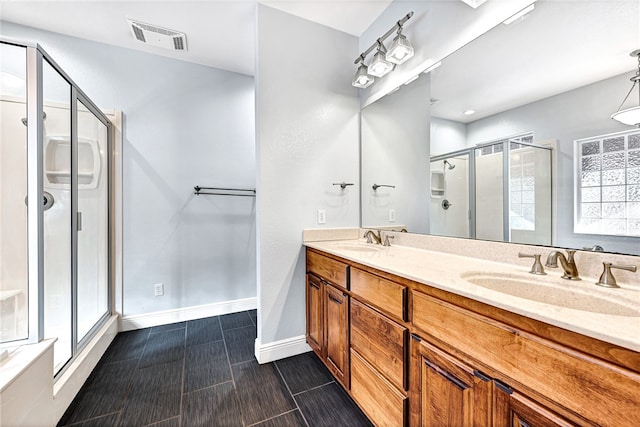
518,252,546,275
364,231,373,243
383,235,395,247
597,262,637,288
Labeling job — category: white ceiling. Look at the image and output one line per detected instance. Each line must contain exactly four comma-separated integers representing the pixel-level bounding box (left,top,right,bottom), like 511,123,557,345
0,0,392,76
430,0,640,123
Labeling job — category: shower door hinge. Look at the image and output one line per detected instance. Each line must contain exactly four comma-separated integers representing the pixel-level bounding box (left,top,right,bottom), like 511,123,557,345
77,212,82,231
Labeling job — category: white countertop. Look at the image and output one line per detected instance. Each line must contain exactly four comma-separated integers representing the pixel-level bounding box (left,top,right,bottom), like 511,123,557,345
305,239,640,352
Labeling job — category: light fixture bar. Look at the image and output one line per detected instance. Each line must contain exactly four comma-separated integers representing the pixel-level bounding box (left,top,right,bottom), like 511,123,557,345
353,11,414,65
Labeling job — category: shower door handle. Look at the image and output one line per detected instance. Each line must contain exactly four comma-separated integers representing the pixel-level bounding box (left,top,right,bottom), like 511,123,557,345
77,212,83,231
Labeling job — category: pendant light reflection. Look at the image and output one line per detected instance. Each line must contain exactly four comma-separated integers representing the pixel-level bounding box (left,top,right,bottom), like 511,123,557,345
367,41,394,78
611,49,640,127
352,59,375,89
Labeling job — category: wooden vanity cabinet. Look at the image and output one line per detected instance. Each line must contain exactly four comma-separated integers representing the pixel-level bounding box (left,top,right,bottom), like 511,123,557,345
494,387,579,427
305,250,350,389
349,268,410,426
324,283,349,387
305,273,323,354
305,247,640,427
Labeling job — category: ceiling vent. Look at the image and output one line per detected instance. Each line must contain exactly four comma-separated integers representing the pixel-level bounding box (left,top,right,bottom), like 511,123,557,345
127,19,187,51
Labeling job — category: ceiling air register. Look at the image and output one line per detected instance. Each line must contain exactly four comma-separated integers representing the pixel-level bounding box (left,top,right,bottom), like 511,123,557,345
127,19,187,51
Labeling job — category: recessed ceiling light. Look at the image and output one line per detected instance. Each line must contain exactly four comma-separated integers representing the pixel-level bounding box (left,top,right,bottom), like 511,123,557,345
464,109,476,115
460,0,488,9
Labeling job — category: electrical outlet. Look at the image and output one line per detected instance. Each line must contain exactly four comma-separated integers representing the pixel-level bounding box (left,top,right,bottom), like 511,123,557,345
154,283,164,296
389,209,396,222
317,209,326,224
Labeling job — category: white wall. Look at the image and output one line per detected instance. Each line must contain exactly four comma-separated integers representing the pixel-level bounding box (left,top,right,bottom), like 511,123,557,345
255,5,359,358
0,22,257,319
467,73,639,254
359,0,535,107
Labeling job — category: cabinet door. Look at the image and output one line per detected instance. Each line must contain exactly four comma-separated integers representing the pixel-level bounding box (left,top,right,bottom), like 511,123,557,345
306,273,323,355
325,283,350,388
495,386,580,427
418,341,492,427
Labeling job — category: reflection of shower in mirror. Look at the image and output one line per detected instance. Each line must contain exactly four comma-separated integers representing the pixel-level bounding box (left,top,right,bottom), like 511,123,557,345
443,159,455,170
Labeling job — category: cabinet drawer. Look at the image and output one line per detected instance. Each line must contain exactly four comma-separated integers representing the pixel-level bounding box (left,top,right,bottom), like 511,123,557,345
412,290,640,427
351,299,407,391
307,250,349,290
351,268,406,321
351,349,407,427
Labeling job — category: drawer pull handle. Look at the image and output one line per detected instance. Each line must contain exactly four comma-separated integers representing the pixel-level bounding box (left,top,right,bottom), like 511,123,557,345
424,359,469,390
494,379,513,395
473,370,491,382
328,294,344,304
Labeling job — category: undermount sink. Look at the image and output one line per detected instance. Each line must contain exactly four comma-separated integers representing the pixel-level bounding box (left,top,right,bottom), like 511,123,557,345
460,272,640,317
332,243,383,252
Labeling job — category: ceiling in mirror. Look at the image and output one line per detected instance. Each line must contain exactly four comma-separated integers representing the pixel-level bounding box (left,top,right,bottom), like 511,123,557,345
430,0,639,123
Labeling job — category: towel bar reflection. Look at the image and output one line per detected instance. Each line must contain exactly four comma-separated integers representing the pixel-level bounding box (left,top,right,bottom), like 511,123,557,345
194,186,256,197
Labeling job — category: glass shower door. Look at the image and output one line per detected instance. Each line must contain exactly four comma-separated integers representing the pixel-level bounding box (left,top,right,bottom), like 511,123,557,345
76,98,109,343
42,58,73,372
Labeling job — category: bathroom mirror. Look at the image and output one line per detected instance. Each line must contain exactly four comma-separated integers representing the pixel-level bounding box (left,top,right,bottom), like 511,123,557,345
360,0,640,255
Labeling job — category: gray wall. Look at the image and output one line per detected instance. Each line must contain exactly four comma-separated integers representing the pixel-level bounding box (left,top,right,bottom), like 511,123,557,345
1,21,257,317
255,5,359,349
466,73,638,254
361,75,430,233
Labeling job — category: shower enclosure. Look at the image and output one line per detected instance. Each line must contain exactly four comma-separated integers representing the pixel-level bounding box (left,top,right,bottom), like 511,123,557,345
0,39,112,375
430,137,552,246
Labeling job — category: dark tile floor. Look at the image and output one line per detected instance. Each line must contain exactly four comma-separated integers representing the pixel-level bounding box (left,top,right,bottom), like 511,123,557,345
58,310,372,427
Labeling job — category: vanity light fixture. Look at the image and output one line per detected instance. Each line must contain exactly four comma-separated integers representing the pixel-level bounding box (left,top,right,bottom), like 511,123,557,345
352,11,414,89
386,26,414,65
352,56,375,88
611,49,640,127
460,0,488,8
368,41,394,78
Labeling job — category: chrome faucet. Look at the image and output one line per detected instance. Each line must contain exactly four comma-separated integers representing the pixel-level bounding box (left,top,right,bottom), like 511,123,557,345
363,230,382,245
545,250,580,280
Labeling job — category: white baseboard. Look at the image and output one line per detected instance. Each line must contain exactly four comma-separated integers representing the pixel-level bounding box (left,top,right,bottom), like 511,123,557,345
255,335,312,364
120,297,257,331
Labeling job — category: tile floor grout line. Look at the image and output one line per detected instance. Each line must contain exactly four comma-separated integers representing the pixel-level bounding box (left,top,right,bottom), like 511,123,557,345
273,360,311,427
182,379,235,396
219,315,244,426
62,410,122,427
246,408,300,427
116,328,152,425
291,380,336,397
220,323,257,333
178,325,187,427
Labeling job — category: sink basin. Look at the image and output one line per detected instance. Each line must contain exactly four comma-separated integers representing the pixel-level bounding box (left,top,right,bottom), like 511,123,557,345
460,272,640,317
332,243,383,253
